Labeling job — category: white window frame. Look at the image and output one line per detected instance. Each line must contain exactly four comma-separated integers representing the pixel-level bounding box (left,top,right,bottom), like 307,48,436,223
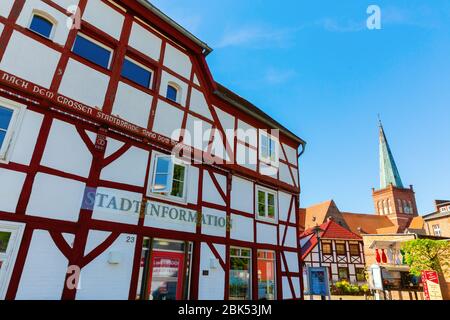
255,186,278,223
0,97,27,164
27,10,58,40
122,56,154,88
147,152,189,204
432,225,442,237
72,33,114,69
0,221,25,300
229,246,252,300
259,131,279,166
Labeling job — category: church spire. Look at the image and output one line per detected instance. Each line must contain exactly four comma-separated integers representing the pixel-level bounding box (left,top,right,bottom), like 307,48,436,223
379,120,404,189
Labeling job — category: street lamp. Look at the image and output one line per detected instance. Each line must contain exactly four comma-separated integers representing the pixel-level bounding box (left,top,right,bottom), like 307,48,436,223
312,224,326,300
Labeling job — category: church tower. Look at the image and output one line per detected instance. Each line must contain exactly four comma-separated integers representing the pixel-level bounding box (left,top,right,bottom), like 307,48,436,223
372,121,418,232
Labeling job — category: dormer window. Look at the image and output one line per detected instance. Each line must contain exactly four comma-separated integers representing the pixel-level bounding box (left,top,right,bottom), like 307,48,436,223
29,13,55,39
166,83,180,103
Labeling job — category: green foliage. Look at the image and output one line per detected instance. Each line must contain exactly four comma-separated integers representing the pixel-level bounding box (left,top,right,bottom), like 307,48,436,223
331,281,369,296
402,239,450,277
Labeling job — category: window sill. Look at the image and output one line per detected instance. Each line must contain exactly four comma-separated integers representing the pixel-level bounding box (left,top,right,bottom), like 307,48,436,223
147,193,188,206
256,216,279,225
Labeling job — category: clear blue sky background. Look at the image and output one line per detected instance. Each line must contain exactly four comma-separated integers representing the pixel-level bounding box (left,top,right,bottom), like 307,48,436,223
151,0,450,215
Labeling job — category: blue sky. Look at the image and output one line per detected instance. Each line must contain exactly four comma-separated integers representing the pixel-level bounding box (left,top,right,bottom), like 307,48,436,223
151,0,450,215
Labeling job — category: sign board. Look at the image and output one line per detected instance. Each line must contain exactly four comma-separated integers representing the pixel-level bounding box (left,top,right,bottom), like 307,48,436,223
307,267,331,297
370,264,384,290
421,271,443,301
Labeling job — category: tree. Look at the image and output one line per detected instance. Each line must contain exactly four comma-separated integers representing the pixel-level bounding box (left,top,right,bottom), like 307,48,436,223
402,239,450,277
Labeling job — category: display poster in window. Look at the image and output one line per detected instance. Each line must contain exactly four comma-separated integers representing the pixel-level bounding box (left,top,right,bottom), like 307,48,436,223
421,271,443,301
308,267,330,296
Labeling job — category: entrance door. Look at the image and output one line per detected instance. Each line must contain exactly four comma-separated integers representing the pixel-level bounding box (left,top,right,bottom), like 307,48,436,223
148,251,185,300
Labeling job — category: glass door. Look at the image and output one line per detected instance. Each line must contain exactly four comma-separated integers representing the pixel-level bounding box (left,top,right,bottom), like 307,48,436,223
148,251,185,300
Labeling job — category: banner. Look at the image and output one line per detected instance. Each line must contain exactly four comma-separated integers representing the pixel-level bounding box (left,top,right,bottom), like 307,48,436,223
421,270,443,300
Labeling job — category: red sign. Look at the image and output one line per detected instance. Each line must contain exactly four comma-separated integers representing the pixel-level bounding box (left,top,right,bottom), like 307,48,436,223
421,270,443,300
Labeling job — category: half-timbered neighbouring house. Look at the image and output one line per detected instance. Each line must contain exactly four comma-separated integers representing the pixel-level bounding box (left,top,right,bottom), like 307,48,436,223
300,219,366,285
0,0,305,300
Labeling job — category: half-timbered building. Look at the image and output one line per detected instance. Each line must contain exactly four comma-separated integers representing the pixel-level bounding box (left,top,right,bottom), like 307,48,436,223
0,0,305,300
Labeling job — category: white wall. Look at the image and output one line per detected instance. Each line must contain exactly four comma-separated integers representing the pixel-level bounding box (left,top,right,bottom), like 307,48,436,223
128,22,162,61
189,88,212,120
0,0,14,18
26,173,85,222
163,44,192,80
0,31,60,88
230,177,254,214
201,207,226,238
82,0,124,39
76,231,137,300
202,172,226,206
16,230,69,300
256,223,277,245
152,100,184,140
198,243,225,300
111,82,153,128
0,169,26,213
158,71,188,107
230,214,253,242
41,120,93,178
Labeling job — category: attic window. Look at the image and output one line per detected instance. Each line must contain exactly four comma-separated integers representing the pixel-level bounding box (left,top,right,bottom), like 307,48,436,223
29,12,56,39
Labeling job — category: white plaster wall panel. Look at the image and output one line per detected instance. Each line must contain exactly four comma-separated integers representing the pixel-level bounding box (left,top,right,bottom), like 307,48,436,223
283,144,298,165
0,23,4,35
128,22,162,61
214,173,227,195
9,110,43,166
100,147,148,187
111,82,153,128
230,214,253,242
91,188,142,225
193,74,200,86
17,0,71,45
198,243,225,300
159,71,188,107
82,0,124,39
279,147,287,162
104,137,125,158
256,223,277,245
202,172,225,206
0,32,60,88
27,173,85,222
282,277,293,299
16,230,68,300
144,201,197,234
62,233,75,249
230,176,254,214
201,207,227,238
349,265,356,274
187,166,199,205
77,232,136,300
184,115,212,152
214,107,235,150
292,167,299,188
41,120,93,178
278,192,292,222
260,163,278,179
52,0,80,10
283,227,298,249
284,252,299,273
0,169,26,213
0,0,14,18
152,100,184,140
100,146,149,187
163,44,192,80
237,120,257,147
279,163,294,186
312,253,319,261
210,130,227,161
292,277,301,298
189,88,213,120
236,143,257,171
59,59,109,108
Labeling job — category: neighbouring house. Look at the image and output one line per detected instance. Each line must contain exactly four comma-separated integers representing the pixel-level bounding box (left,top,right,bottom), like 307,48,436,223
0,0,305,300
422,200,450,238
300,218,366,285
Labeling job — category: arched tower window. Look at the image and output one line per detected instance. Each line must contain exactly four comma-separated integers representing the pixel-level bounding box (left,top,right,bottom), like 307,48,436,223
383,200,389,215
398,199,403,213
166,82,181,103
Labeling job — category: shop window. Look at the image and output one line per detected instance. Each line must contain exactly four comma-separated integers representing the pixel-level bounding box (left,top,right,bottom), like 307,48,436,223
349,243,360,256
149,155,188,201
336,243,346,256
356,268,366,282
338,267,349,281
166,83,180,103
257,250,276,300
0,98,26,162
72,33,113,69
229,247,252,300
322,242,332,255
256,187,278,222
259,132,278,164
121,57,153,88
29,12,55,39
